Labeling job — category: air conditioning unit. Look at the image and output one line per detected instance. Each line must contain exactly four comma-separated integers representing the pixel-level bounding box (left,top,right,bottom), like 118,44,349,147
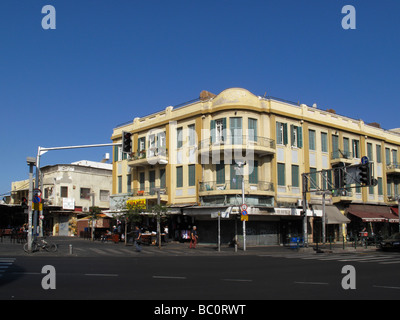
297,199,303,207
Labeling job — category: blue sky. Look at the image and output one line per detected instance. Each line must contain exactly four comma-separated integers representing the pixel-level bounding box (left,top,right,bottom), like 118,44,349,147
1,0,399,196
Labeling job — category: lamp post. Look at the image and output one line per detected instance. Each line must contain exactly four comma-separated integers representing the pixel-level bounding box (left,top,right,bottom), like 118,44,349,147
26,157,36,252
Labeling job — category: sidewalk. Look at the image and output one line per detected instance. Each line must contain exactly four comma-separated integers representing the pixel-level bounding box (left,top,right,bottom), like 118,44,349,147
0,236,380,257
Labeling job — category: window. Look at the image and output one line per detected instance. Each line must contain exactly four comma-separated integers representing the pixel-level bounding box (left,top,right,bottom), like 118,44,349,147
160,169,166,189
249,160,258,184
343,138,350,156
80,188,91,199
332,135,339,157
387,177,392,197
276,122,288,145
376,145,382,163
230,163,243,189
100,190,110,202
210,118,226,144
127,174,132,193
230,117,242,145
291,165,299,187
248,118,258,142
177,127,183,148
386,148,391,165
176,166,183,188
310,168,318,190
188,164,195,187
321,132,328,153
308,130,316,151
188,124,196,147
139,172,145,191
378,178,383,196
392,149,398,165
367,143,373,162
277,163,285,186
60,186,68,198
290,125,302,148
138,137,146,152
352,139,360,158
148,134,156,157
216,161,225,184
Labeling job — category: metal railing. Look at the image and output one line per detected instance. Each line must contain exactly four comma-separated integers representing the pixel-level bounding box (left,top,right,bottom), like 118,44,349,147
199,135,275,150
199,180,274,192
132,187,168,196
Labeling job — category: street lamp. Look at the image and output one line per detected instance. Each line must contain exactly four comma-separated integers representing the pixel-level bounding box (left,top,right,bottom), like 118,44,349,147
235,161,246,251
26,157,36,252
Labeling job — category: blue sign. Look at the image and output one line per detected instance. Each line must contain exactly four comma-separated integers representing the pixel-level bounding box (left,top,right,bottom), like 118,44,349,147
241,210,247,216
361,156,369,165
33,196,41,204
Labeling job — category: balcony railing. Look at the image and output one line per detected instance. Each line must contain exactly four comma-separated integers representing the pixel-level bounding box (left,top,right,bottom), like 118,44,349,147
331,149,352,160
199,135,275,151
131,187,168,197
199,180,274,193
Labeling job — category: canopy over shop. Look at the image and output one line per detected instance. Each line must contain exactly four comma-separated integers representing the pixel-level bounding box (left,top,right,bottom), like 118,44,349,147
346,204,399,237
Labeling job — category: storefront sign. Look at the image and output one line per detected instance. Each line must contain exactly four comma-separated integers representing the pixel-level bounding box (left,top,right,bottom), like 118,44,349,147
127,199,146,210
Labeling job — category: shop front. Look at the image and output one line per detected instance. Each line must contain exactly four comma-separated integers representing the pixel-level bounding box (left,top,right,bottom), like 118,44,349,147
346,204,399,239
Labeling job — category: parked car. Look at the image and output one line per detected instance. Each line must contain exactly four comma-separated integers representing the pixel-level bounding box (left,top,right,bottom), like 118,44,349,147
380,233,400,251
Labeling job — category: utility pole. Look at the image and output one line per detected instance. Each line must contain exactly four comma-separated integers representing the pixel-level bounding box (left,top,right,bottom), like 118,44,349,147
26,157,36,252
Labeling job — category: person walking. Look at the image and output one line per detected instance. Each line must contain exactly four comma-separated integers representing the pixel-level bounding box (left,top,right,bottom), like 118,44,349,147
133,226,142,252
189,226,198,249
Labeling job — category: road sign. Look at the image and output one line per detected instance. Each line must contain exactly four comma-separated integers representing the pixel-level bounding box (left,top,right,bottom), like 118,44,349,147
241,204,247,211
33,195,41,204
241,215,248,221
361,156,369,165
33,203,43,211
241,210,247,216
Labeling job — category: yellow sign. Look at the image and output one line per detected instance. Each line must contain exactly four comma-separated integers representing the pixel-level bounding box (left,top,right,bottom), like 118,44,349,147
33,203,43,211
241,215,248,221
127,199,146,210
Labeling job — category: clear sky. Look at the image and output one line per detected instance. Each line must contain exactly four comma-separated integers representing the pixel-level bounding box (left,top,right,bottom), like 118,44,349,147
1,0,399,196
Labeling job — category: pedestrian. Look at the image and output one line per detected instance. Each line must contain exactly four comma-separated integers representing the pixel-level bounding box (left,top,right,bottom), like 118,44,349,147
133,226,142,252
189,226,198,249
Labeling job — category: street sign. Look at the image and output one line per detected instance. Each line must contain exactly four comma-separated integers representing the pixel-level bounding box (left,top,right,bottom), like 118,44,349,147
361,156,369,165
33,188,42,197
241,204,247,211
241,210,247,216
241,215,248,221
33,195,41,204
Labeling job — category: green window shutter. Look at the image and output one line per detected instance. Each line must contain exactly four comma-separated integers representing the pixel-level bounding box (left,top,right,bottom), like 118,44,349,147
277,163,285,186
216,161,225,184
188,165,195,186
321,132,327,153
176,166,183,188
291,165,299,187
210,120,215,144
276,122,282,145
283,123,288,145
160,169,166,189
114,145,119,162
248,118,257,142
249,160,258,184
297,126,303,148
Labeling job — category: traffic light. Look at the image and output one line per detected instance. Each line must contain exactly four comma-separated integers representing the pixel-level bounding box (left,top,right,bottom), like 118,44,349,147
122,131,132,154
21,197,28,209
358,163,371,185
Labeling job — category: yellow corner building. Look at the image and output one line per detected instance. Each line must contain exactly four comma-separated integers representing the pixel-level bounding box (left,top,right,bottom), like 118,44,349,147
111,88,400,246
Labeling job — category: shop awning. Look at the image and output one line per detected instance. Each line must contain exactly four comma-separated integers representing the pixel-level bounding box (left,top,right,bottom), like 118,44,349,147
313,205,350,224
347,204,399,223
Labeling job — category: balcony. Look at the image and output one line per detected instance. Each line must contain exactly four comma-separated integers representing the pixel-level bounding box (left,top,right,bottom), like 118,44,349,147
199,180,274,196
199,180,274,207
128,147,168,167
331,150,353,165
386,163,400,176
199,135,275,158
130,187,168,201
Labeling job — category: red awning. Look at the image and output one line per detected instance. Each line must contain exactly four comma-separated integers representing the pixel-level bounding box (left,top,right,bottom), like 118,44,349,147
347,204,399,223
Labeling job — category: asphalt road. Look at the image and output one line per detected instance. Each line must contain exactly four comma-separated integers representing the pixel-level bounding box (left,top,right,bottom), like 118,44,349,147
2,252,400,302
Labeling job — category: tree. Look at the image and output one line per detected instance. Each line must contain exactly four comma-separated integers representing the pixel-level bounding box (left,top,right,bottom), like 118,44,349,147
151,203,168,249
123,201,143,245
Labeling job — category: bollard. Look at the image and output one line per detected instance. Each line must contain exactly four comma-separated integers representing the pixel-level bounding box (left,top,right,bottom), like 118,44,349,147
69,244,73,255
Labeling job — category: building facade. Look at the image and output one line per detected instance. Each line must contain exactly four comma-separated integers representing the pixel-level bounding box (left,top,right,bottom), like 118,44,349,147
110,88,400,245
11,160,112,236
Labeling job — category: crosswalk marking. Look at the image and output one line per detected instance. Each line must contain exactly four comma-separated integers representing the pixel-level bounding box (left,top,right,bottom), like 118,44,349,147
258,253,400,265
0,258,16,277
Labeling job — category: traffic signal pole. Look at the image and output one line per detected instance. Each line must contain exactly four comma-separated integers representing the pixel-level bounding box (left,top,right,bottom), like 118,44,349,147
35,143,122,237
